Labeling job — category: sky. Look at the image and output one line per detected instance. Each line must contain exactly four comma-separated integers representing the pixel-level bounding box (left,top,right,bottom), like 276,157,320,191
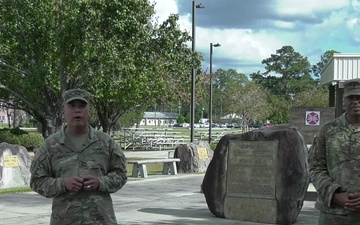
151,0,360,76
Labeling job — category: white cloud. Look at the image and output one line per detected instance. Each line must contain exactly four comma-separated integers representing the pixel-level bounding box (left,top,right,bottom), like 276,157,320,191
352,0,360,10
151,0,178,23
301,10,347,42
151,0,360,75
272,21,296,29
347,18,359,29
275,0,349,16
194,27,287,74
347,17,360,42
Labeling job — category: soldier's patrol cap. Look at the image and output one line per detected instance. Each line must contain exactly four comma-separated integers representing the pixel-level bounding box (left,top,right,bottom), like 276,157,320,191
344,80,360,97
62,89,90,104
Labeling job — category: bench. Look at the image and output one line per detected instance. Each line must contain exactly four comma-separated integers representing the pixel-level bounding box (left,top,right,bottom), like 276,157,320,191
128,158,181,178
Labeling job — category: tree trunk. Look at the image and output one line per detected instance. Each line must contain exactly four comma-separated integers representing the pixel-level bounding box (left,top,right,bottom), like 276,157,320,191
102,122,109,133
97,111,111,134
39,116,63,138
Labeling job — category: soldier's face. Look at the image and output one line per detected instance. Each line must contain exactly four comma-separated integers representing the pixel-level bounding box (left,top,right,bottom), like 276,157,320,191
63,100,91,128
344,95,360,117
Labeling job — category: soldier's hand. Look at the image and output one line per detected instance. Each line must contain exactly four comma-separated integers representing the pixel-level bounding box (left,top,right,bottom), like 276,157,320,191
332,192,351,207
345,192,360,211
82,175,100,191
64,176,84,192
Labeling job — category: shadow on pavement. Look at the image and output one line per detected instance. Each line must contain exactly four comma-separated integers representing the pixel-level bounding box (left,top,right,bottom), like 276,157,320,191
136,206,319,225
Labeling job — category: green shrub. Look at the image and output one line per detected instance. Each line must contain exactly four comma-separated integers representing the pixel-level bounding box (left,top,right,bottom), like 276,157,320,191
10,127,28,135
210,143,217,151
18,133,44,151
0,130,21,145
177,115,185,123
0,129,43,151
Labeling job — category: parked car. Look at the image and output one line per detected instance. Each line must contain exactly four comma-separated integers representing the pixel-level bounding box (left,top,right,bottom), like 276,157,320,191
249,124,261,129
226,123,240,128
202,123,209,128
181,123,190,128
219,123,227,128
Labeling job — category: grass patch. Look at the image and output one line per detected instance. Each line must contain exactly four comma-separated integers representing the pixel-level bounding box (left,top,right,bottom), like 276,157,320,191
0,186,32,195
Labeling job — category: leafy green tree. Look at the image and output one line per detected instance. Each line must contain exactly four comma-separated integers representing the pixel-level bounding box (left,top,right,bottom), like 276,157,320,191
215,68,249,89
0,0,202,135
251,71,283,96
177,114,184,124
116,109,145,130
312,50,339,80
224,82,271,129
185,113,190,123
261,46,311,97
211,69,249,121
195,114,200,124
293,85,329,107
286,74,318,97
267,95,291,124
0,0,67,136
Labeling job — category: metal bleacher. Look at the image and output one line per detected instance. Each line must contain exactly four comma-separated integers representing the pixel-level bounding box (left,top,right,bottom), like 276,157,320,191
112,127,229,151
112,128,191,151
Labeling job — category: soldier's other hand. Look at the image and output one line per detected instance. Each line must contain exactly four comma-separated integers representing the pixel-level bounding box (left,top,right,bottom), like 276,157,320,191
82,175,100,191
64,176,84,192
332,192,351,207
345,192,360,211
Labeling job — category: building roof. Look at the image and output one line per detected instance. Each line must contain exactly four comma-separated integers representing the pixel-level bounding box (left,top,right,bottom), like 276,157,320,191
320,53,360,85
143,112,179,119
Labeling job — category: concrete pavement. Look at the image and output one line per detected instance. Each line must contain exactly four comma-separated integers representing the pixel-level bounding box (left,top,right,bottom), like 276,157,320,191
0,150,320,225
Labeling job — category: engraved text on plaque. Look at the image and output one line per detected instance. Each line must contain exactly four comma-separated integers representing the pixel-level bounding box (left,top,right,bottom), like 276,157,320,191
226,140,278,199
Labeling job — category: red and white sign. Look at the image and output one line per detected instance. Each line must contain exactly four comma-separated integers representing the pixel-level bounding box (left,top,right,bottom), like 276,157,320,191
305,111,320,126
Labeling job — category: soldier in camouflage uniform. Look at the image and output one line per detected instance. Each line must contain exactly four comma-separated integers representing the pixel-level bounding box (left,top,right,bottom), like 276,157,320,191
309,80,360,225
30,89,127,225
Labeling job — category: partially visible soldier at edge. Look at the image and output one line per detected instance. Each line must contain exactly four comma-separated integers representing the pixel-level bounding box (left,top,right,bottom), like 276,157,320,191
309,80,360,225
30,88,127,225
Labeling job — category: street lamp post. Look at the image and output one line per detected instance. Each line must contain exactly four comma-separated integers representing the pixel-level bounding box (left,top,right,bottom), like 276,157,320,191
201,107,204,121
209,42,221,144
190,1,204,143
178,100,181,114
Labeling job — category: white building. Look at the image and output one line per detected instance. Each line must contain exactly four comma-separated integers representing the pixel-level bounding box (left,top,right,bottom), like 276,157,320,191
139,112,178,126
321,53,360,117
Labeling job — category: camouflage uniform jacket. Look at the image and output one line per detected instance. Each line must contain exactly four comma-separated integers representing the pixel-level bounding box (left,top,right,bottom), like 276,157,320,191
30,126,127,225
309,112,360,215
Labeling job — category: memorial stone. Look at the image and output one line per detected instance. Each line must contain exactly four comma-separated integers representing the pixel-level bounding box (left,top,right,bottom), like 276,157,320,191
174,141,213,173
0,142,32,188
202,124,309,224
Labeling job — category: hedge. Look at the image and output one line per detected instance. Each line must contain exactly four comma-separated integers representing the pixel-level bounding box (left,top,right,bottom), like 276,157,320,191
0,128,43,151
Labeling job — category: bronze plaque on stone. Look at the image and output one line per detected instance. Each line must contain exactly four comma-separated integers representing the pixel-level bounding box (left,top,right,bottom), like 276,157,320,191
226,140,278,199
3,155,19,167
197,147,208,159
224,140,279,223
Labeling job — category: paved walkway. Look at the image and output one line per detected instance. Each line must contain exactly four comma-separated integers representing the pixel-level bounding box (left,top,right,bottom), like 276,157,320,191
0,151,320,225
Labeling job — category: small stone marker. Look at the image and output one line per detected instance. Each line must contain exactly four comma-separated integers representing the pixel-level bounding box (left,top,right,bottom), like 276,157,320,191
202,124,309,224
0,143,32,188
174,141,213,173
